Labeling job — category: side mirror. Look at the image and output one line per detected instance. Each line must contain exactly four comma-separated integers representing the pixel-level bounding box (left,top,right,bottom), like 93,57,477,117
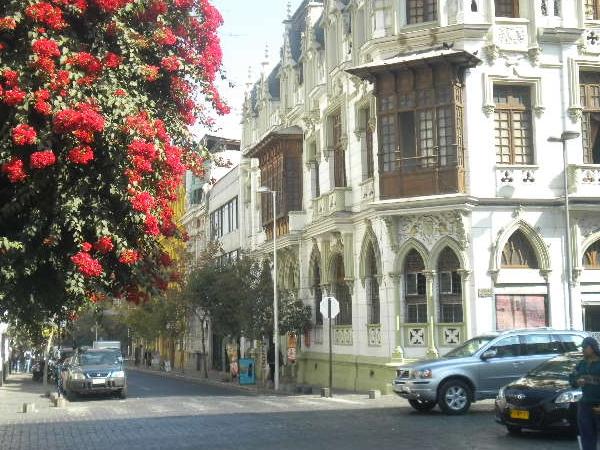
481,349,498,360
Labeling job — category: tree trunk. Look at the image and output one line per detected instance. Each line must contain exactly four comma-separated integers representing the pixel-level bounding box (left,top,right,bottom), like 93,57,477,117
200,317,208,379
42,329,55,391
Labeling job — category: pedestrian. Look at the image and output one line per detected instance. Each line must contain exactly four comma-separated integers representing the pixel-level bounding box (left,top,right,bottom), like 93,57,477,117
267,343,283,384
24,350,32,373
570,337,600,450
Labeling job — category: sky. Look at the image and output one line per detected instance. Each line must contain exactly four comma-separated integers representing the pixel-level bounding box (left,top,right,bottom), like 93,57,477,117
196,0,304,142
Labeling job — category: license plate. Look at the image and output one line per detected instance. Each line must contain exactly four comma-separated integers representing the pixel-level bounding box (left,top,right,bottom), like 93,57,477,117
510,409,529,420
91,378,105,385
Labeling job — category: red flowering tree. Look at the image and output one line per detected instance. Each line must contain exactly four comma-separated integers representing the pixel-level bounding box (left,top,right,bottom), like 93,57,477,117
0,0,228,324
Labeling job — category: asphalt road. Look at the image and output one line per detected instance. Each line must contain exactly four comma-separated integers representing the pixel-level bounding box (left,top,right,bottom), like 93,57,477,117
0,370,579,450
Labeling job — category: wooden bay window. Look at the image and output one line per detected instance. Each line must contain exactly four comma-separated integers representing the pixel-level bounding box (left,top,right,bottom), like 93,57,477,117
407,0,437,24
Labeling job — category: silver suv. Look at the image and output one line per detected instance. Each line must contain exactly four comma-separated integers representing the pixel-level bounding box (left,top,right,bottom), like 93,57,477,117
392,328,587,415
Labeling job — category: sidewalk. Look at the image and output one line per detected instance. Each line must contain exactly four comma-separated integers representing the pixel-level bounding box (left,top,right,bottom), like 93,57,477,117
0,373,54,417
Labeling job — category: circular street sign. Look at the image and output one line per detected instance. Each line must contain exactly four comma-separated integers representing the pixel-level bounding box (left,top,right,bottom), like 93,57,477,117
320,296,340,319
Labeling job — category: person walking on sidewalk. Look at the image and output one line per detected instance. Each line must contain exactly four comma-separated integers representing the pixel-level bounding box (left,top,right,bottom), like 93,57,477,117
570,337,600,450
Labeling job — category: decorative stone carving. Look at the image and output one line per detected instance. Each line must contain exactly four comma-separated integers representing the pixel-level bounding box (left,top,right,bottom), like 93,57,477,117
382,217,399,252
367,324,382,347
495,25,528,50
396,212,469,250
581,30,600,55
579,217,600,239
482,103,496,116
483,43,500,64
527,47,541,66
333,325,353,345
408,328,425,346
568,107,583,122
443,327,461,345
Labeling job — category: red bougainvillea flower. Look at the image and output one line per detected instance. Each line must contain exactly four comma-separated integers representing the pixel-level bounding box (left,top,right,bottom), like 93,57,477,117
3,69,19,87
0,17,17,30
12,124,37,146
114,89,127,97
142,65,160,81
71,251,103,277
32,38,61,58
93,0,133,13
94,236,114,254
144,214,160,236
174,0,194,9
103,52,122,69
160,56,180,72
30,150,56,169
53,102,105,134
159,252,173,267
3,88,26,106
130,191,155,213
68,145,94,165
125,113,156,139
155,27,177,46
25,3,67,30
81,242,93,252
118,249,140,265
1,158,27,183
68,52,102,74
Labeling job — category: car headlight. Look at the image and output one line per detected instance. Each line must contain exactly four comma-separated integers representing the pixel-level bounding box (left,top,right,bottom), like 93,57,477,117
555,390,583,404
70,370,85,381
414,369,433,379
497,387,505,399
110,371,125,378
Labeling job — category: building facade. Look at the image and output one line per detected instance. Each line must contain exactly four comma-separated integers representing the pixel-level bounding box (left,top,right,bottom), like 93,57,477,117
240,0,600,391
181,135,243,371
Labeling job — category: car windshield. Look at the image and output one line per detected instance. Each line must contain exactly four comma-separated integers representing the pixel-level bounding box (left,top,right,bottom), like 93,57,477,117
444,336,495,358
527,355,580,380
79,351,121,366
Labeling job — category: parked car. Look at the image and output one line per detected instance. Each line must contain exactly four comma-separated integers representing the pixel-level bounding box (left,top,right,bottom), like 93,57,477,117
62,348,126,400
495,352,582,435
392,328,586,415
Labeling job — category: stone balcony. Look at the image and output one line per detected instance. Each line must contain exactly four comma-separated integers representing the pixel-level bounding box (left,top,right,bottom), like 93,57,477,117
495,165,539,198
311,187,352,221
568,164,600,197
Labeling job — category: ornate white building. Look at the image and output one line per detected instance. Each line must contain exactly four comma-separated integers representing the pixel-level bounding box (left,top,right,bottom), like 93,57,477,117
239,0,600,391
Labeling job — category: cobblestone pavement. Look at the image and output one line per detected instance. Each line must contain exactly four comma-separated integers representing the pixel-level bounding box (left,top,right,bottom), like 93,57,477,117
0,371,577,450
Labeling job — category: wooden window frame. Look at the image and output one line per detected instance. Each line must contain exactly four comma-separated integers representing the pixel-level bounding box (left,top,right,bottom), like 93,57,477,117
330,110,347,188
495,0,519,18
406,0,438,24
586,0,600,20
501,230,539,269
494,85,534,165
584,240,600,269
365,108,375,179
580,72,600,164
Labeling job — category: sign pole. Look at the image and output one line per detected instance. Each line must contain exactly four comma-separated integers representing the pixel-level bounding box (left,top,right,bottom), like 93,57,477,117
328,298,332,398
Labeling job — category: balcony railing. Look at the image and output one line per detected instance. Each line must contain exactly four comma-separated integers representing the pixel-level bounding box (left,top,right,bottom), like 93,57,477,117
568,164,600,196
380,151,465,199
311,188,352,221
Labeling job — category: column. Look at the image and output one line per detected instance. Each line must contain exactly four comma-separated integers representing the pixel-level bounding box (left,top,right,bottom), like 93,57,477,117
425,270,439,358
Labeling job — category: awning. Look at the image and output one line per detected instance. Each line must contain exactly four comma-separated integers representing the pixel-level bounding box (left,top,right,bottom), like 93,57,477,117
346,48,481,80
246,125,303,157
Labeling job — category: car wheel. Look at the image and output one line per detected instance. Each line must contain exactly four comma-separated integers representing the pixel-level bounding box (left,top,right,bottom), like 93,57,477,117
506,425,522,435
118,388,127,399
65,388,76,402
438,380,472,415
408,399,436,412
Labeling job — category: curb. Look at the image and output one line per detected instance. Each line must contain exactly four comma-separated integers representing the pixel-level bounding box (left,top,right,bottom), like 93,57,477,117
126,366,291,396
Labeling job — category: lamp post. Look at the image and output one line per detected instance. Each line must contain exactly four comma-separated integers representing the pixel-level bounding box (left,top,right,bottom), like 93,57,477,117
257,186,279,391
548,131,580,329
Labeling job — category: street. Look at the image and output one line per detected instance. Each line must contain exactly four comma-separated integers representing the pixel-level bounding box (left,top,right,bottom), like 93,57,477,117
0,370,577,450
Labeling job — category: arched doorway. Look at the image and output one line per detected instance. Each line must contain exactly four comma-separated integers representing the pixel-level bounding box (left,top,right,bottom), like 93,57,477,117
582,239,600,336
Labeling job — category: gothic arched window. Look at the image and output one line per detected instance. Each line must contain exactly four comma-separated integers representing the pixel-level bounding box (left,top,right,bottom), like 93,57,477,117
501,230,539,269
437,247,463,323
404,249,427,323
365,244,380,324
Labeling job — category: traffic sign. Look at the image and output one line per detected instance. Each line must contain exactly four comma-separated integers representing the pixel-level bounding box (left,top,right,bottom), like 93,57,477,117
320,296,339,319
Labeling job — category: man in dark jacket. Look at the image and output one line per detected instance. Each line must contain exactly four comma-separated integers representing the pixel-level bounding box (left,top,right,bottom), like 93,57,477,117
570,337,600,450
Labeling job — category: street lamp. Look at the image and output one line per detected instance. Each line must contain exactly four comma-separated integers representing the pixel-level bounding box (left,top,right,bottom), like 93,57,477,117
548,131,580,329
257,186,279,391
